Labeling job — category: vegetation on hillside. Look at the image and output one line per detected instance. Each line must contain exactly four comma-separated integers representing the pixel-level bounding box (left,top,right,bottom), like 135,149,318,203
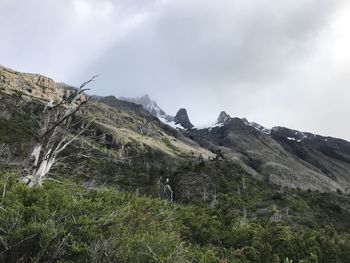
1,92,350,262
1,170,350,262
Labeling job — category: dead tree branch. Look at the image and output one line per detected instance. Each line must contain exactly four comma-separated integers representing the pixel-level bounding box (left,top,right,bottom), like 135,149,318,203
21,77,97,187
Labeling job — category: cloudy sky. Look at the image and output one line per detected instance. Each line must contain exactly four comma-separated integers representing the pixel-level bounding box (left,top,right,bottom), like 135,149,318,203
1,0,350,139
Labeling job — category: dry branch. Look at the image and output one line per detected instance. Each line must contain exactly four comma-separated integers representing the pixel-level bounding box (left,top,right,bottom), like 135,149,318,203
21,77,97,187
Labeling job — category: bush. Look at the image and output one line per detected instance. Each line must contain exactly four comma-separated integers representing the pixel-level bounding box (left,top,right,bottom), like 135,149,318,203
1,170,350,262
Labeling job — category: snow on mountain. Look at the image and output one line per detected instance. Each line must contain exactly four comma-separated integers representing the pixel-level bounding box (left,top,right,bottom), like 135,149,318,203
242,118,271,134
118,96,318,142
241,120,318,142
270,126,317,142
119,95,194,130
119,95,174,122
158,117,184,129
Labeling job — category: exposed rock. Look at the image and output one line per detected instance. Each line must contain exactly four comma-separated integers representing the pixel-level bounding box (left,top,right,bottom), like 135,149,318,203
217,111,231,124
183,116,350,193
119,94,174,122
174,108,194,129
242,118,271,134
98,95,153,119
0,65,86,103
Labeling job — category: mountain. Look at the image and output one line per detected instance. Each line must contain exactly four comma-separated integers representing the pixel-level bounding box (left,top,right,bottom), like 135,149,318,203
173,108,194,129
217,111,231,124
119,94,174,122
184,114,350,193
0,64,214,189
119,95,197,130
1,65,350,262
242,118,271,134
114,92,350,193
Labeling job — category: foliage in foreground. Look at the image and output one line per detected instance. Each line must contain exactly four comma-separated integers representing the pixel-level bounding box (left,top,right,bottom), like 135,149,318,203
1,170,350,263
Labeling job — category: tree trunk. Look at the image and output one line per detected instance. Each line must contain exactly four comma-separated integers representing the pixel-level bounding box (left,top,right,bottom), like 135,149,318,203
20,76,96,187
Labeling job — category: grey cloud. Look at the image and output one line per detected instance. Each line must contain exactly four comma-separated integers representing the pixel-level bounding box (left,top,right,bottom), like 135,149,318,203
1,0,349,139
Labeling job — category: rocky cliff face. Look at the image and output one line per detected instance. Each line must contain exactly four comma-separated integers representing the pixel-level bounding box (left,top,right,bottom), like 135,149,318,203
0,65,86,103
216,111,231,124
174,108,194,129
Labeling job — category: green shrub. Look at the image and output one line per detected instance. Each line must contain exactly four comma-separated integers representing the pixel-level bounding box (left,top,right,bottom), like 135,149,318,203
1,170,350,262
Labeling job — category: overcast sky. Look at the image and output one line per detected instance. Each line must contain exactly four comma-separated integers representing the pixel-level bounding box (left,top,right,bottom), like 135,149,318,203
1,0,350,139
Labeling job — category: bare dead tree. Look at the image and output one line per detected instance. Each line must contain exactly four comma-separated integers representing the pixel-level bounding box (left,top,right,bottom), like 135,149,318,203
21,76,97,187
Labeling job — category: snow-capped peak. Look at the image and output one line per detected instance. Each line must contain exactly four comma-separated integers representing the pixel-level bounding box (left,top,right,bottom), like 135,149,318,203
119,95,174,122
242,118,271,134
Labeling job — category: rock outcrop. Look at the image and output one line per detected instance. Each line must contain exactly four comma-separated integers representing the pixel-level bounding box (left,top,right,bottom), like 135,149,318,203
0,65,86,103
119,94,174,122
174,108,194,129
217,111,231,124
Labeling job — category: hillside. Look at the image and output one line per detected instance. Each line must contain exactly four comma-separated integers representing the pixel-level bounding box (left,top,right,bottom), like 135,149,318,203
119,92,350,194
1,65,350,262
184,116,350,193
0,64,213,191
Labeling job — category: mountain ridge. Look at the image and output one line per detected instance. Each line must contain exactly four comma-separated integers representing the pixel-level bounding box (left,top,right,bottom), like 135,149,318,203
1,65,349,193
119,94,174,122
101,94,350,193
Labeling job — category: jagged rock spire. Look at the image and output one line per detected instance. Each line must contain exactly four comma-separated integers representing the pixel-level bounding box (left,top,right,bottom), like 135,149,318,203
174,108,194,129
217,111,230,124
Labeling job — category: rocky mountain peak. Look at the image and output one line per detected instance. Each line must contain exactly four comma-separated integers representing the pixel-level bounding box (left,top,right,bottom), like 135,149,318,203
217,111,231,124
138,94,152,105
119,94,173,122
174,108,194,129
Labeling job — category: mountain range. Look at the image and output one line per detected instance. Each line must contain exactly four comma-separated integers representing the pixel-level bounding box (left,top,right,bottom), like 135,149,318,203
1,64,349,195
1,64,350,262
119,94,350,193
